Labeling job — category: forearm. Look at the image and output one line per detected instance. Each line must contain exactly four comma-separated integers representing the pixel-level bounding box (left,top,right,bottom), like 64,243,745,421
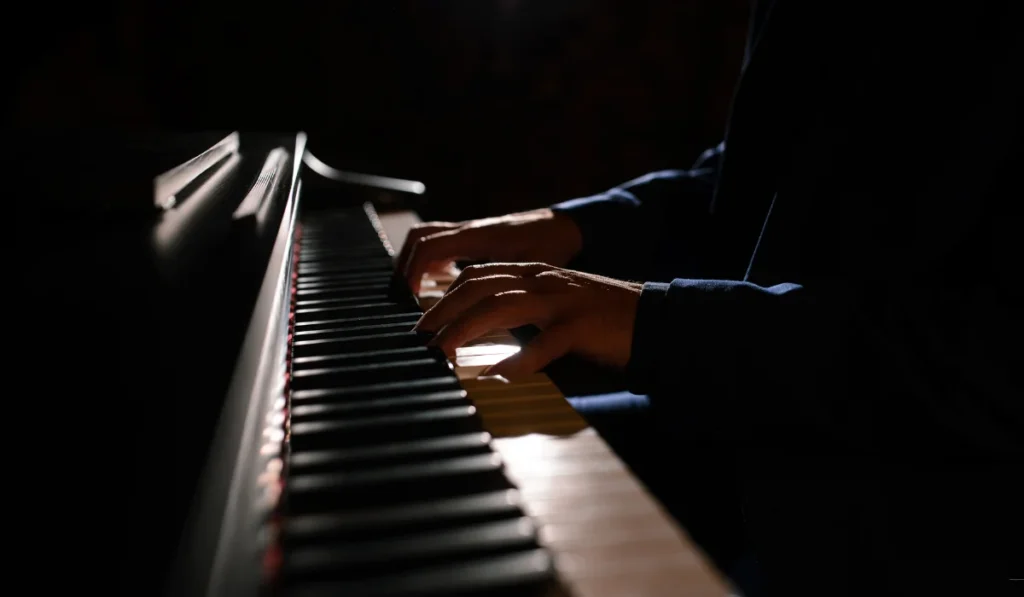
551,167,718,280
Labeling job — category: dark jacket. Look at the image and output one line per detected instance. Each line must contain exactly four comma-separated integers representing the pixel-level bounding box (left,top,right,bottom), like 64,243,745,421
552,1,1022,593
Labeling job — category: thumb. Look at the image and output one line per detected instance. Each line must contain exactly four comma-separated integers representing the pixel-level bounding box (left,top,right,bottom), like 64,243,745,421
482,322,574,378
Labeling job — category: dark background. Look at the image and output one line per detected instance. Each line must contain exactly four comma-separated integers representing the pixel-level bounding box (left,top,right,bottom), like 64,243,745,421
12,4,1024,595
12,0,749,219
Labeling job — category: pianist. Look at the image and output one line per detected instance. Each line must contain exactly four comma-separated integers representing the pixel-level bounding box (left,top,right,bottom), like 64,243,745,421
403,1,1022,595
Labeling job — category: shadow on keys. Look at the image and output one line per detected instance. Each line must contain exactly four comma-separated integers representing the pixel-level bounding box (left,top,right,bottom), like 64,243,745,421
417,269,592,439
410,265,738,597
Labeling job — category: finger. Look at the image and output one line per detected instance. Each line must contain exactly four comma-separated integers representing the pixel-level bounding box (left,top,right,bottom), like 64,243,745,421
430,291,551,355
395,223,456,274
482,322,575,378
395,223,455,268
415,274,526,332
446,262,551,296
403,228,480,294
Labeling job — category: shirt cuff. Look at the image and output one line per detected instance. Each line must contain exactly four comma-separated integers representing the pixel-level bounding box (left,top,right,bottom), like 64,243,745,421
625,281,671,395
551,190,638,254
550,190,639,275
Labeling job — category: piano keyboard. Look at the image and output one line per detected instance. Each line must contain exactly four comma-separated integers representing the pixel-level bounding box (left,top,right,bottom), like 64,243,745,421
265,203,732,597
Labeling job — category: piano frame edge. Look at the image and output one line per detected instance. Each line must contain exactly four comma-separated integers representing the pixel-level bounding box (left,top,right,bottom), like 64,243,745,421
165,132,307,597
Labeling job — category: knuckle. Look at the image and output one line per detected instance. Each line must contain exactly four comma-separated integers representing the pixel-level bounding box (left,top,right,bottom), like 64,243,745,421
483,291,517,309
457,264,492,282
457,277,487,293
533,270,565,287
497,290,534,310
411,230,434,248
451,268,476,286
408,225,433,241
417,221,451,230
410,232,445,258
447,277,480,298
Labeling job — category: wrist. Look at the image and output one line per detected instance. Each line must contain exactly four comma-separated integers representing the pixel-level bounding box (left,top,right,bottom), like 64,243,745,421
541,208,584,262
624,282,671,394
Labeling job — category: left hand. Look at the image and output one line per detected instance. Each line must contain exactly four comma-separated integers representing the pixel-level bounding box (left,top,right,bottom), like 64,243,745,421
413,263,643,377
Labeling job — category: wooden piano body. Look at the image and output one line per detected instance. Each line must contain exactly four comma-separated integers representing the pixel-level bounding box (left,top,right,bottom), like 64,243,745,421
75,131,734,596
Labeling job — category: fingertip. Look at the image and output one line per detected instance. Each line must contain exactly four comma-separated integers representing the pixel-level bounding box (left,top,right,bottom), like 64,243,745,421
483,365,522,381
481,355,518,379
432,334,459,358
416,318,436,334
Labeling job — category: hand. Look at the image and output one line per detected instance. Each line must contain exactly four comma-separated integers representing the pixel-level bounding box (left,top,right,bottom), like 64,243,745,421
397,208,583,294
414,262,643,378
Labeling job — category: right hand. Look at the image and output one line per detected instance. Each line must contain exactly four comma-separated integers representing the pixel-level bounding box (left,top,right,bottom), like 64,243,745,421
397,208,583,294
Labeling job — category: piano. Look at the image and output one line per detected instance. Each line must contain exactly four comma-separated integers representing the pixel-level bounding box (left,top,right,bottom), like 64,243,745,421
46,132,733,596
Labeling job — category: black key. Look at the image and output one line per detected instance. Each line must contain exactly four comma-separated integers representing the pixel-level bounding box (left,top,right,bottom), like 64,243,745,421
286,452,509,511
288,432,492,473
283,517,540,580
300,236,379,245
281,548,554,597
297,295,417,312
294,300,405,315
301,218,371,227
298,257,385,266
300,254,384,262
300,234,381,244
290,358,449,390
298,247,391,260
296,264,392,276
293,318,420,340
294,312,421,332
294,303,415,322
301,223,375,231
296,272,391,288
290,376,462,404
299,238,387,248
290,389,470,420
295,294,390,308
289,405,481,449
297,260,394,275
291,346,432,369
296,283,390,297
299,257,388,266
301,225,376,234
299,274,393,288
283,489,522,543
291,331,430,357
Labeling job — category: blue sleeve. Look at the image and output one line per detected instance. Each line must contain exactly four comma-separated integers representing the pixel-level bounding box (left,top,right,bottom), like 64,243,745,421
626,277,1023,463
549,143,723,280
